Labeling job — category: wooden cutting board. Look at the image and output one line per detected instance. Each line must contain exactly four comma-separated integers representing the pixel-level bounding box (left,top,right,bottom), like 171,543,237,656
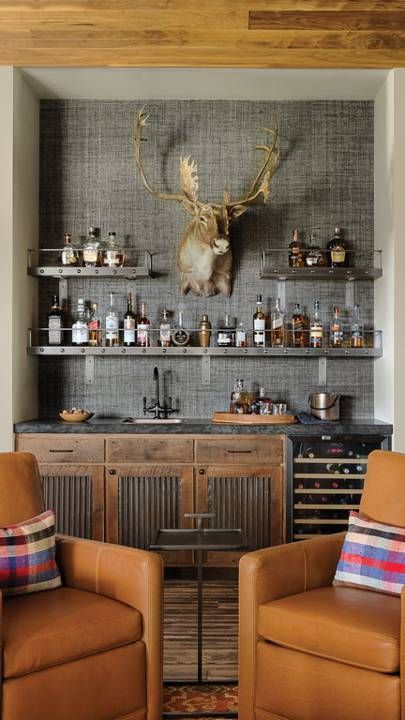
212,412,297,425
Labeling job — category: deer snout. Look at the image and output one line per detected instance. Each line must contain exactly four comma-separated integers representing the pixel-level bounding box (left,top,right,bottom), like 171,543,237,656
212,237,230,255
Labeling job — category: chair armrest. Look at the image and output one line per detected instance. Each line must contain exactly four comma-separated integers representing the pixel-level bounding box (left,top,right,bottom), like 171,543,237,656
56,535,163,720
239,533,345,720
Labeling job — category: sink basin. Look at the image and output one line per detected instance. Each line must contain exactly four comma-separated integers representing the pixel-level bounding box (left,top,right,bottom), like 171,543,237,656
123,417,183,424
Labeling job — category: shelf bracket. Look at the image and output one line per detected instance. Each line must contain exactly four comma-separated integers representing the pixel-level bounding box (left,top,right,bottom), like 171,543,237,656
277,279,287,310
84,355,95,385
318,357,327,387
345,279,355,308
201,355,211,385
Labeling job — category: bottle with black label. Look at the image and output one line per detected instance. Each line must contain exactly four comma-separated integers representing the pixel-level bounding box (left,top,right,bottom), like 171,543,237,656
310,300,323,348
217,314,236,347
47,295,63,346
327,226,347,268
171,311,190,347
123,292,136,347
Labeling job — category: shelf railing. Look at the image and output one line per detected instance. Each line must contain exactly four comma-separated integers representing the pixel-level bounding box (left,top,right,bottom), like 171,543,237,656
27,249,153,278
261,248,383,281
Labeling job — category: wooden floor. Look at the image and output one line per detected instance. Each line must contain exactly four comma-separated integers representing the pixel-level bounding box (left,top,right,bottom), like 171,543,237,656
164,580,238,682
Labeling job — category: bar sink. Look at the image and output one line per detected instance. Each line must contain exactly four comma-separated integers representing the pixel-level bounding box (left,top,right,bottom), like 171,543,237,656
122,417,183,424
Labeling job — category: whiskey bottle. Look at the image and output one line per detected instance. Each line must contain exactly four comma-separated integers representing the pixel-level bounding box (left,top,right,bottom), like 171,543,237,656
103,231,124,268
310,300,323,348
171,311,190,347
329,306,343,348
235,321,247,348
217,314,236,347
288,228,305,268
305,233,326,268
123,292,136,347
230,379,250,414
327,227,347,268
61,233,78,266
136,302,150,347
47,295,63,346
253,295,266,348
82,226,100,267
159,308,171,347
271,298,285,347
105,292,119,347
256,387,272,415
88,302,101,347
72,298,89,346
351,304,364,348
292,303,308,348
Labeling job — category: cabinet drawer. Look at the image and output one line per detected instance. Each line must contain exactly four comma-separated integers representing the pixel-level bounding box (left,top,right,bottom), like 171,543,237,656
16,435,105,464
106,437,194,464
195,437,284,465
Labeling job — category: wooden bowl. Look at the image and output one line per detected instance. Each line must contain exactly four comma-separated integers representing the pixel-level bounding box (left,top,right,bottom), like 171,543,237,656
59,410,94,423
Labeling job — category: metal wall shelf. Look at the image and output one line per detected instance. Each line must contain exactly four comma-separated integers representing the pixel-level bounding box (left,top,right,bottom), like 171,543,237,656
260,266,382,281
28,266,152,279
27,345,383,357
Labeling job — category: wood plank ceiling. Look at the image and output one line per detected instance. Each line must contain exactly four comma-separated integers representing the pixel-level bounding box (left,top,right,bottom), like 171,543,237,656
0,0,405,68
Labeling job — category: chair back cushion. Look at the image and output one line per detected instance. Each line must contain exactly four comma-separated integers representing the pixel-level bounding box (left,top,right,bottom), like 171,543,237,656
0,510,61,596
0,452,44,525
334,511,405,595
361,450,405,526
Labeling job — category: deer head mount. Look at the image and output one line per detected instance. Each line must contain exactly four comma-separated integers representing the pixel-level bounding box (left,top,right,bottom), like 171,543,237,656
134,109,279,297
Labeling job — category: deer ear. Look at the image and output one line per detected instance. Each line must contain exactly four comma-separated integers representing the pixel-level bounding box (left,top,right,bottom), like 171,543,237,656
229,204,248,220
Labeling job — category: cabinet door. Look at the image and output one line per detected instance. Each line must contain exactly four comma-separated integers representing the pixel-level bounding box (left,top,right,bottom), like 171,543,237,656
106,464,194,565
196,465,284,566
39,464,105,541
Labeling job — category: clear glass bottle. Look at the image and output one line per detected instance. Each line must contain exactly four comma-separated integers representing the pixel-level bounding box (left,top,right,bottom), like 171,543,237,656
159,308,171,347
253,294,266,347
171,311,190,347
217,314,236,347
310,300,323,348
329,306,344,348
61,232,78,266
292,303,309,348
88,302,101,347
82,226,100,267
351,304,364,348
71,298,89,346
235,321,247,348
103,231,124,268
271,298,285,347
123,292,136,347
257,387,272,415
230,379,250,414
305,233,326,267
327,226,347,268
137,302,150,347
47,295,63,346
198,314,212,348
105,292,119,347
288,228,305,268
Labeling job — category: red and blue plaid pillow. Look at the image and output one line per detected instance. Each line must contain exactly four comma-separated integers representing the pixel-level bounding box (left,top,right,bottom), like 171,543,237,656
334,511,405,596
0,510,61,597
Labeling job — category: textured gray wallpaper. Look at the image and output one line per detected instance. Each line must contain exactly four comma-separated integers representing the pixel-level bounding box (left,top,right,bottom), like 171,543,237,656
39,99,375,419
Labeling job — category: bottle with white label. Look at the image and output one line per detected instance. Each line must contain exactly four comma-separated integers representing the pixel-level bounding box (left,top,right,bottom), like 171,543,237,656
72,298,89,346
137,302,150,347
123,292,136,347
105,292,119,347
47,295,63,346
310,300,323,348
103,231,124,268
236,321,247,348
82,226,100,267
253,294,266,347
271,298,285,347
159,309,171,347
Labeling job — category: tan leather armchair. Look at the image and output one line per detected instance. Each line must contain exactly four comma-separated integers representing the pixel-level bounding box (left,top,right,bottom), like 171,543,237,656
239,450,405,720
0,452,163,720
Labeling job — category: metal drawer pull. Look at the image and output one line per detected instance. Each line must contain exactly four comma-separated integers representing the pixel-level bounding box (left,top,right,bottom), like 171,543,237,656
49,449,74,453
227,449,253,454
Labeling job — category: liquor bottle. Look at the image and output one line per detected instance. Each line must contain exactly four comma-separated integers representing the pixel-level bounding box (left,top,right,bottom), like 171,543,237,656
230,379,250,414
105,292,119,347
82,226,100,267
123,292,136,347
329,306,344,348
351,304,364,348
136,302,150,347
198,314,212,348
305,233,326,267
88,302,101,347
61,232,78,266
253,295,266,347
256,387,272,415
291,303,308,348
217,314,236,347
171,311,190,347
327,226,347,268
47,295,63,346
103,231,124,268
310,300,323,348
235,321,247,348
288,228,305,268
159,308,171,347
71,298,89,346
271,298,285,347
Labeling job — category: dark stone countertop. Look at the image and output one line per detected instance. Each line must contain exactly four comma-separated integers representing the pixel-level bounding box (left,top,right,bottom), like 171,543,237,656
14,417,393,436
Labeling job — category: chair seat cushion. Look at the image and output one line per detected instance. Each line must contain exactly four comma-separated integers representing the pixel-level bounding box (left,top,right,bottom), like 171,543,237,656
3,586,142,679
258,585,400,673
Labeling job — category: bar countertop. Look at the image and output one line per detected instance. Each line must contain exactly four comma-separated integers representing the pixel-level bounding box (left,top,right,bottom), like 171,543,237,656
14,418,393,436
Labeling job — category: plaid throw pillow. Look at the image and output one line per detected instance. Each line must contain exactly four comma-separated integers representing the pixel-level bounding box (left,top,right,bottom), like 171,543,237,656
334,511,405,596
0,510,61,597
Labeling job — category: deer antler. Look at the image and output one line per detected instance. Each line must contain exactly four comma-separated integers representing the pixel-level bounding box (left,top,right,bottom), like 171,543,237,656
134,108,186,203
225,127,279,208
180,155,199,203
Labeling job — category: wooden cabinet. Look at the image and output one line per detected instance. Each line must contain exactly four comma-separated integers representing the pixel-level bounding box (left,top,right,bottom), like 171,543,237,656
106,436,193,464
106,463,194,565
17,434,104,464
195,436,283,465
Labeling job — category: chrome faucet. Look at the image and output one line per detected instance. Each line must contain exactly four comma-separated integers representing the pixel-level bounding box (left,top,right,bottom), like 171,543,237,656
143,367,179,420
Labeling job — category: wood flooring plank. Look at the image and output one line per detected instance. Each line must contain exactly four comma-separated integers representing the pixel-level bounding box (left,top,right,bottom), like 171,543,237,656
249,10,405,31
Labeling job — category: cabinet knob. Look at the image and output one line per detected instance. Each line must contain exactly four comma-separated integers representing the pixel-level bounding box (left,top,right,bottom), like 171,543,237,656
199,469,205,475
109,469,117,475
